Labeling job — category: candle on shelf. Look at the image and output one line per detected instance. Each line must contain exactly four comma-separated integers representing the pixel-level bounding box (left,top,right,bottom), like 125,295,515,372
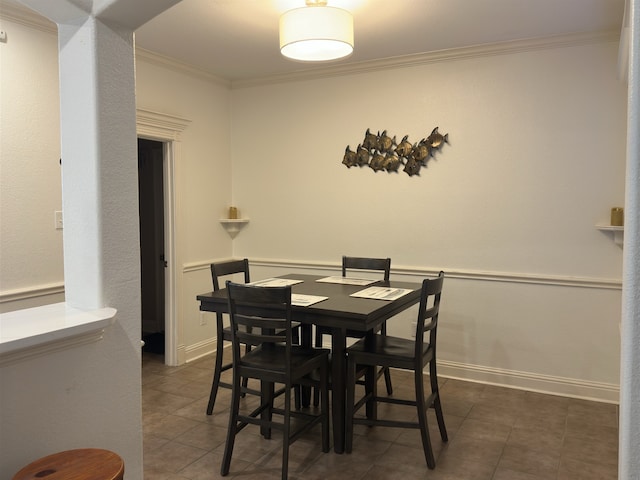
611,207,623,226
228,206,239,219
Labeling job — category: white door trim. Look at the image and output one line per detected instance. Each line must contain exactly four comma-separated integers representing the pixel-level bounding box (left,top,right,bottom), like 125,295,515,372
137,108,190,366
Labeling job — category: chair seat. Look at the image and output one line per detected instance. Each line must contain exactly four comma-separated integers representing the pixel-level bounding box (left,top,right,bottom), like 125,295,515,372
348,334,432,368
242,345,330,374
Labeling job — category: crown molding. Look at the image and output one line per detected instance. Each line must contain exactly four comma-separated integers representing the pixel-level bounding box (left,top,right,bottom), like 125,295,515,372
0,1,57,33
134,48,232,88
232,30,621,89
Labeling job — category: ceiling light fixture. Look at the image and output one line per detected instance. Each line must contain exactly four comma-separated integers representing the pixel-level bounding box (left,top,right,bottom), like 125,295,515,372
279,0,354,62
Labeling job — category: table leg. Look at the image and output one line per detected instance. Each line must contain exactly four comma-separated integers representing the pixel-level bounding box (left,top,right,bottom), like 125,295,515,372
301,324,312,406
331,327,346,453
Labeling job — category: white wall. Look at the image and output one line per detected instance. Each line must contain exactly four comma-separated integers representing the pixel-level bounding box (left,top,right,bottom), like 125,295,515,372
0,14,64,312
230,40,626,400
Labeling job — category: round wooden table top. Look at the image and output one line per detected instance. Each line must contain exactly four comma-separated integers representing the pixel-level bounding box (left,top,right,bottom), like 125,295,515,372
12,448,124,480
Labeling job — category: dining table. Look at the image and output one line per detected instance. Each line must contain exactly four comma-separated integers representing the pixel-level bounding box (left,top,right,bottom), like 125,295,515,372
196,273,422,453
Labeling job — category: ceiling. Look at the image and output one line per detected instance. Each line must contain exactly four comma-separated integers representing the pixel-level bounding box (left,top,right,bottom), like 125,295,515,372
133,0,626,83
3,0,626,82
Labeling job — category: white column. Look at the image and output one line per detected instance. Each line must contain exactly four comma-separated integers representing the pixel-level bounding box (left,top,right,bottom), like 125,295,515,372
9,1,180,477
57,17,139,310
620,0,640,478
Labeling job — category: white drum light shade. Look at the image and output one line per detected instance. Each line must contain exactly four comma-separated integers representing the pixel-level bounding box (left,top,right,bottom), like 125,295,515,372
280,6,354,62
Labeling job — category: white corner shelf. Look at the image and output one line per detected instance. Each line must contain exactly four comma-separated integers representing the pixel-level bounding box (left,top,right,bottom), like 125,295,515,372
596,225,624,246
220,218,249,239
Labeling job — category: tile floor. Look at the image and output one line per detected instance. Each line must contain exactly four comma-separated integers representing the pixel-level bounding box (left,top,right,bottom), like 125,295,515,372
142,350,619,479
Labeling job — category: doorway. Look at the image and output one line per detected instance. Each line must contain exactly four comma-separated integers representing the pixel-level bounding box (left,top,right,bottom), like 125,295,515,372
138,138,166,355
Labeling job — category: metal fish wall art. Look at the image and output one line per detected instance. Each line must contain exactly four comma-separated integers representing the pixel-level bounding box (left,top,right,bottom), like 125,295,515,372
342,127,450,176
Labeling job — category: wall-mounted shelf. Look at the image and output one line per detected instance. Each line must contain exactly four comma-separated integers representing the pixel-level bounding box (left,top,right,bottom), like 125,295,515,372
220,219,249,239
596,225,624,246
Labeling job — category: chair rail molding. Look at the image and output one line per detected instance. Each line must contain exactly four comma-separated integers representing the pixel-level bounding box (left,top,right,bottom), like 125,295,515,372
0,282,65,305
191,258,623,291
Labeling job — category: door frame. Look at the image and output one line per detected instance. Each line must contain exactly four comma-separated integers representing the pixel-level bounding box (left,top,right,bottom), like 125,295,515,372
137,108,190,366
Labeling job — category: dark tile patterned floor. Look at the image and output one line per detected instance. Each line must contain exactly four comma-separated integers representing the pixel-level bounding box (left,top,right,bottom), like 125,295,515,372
142,350,619,479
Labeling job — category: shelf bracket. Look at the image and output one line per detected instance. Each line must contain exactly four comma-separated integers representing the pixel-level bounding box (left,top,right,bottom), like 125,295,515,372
220,219,249,239
596,225,624,247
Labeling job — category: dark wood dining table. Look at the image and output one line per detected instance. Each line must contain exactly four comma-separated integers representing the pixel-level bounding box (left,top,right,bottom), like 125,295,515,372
196,273,422,453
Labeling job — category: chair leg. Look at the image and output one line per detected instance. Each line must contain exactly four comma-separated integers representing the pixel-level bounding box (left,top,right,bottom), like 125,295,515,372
345,357,357,454
261,381,275,439
383,366,393,395
281,384,291,480
415,368,436,469
220,371,242,476
294,385,301,410
207,333,226,415
240,344,250,397
430,361,448,442
313,329,324,407
320,360,330,453
380,322,393,395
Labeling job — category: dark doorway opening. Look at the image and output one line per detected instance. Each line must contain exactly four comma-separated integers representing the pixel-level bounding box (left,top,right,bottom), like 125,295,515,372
138,138,166,355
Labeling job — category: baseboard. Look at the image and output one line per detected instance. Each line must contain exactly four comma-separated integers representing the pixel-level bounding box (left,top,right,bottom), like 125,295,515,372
176,344,187,366
180,337,618,403
184,337,217,363
437,360,619,404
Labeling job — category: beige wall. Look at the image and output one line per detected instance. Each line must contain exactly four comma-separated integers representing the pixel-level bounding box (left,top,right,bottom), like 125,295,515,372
229,40,626,400
231,43,626,276
0,6,625,402
0,14,63,308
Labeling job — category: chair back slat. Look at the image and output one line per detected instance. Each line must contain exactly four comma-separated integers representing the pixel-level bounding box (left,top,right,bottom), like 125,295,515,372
211,259,250,291
234,313,287,346
235,330,284,346
342,256,391,281
415,272,445,356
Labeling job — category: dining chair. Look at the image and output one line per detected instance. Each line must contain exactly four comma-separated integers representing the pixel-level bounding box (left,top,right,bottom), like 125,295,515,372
313,256,393,406
344,272,447,470
220,282,330,480
206,259,257,415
